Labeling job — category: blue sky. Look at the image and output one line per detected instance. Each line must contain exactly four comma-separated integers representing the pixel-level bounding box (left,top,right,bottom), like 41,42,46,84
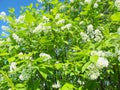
0,0,38,33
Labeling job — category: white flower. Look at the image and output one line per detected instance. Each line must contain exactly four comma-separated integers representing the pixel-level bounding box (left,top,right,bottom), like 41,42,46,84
61,24,72,30
94,29,101,35
12,33,22,42
16,15,25,23
80,32,90,42
6,38,11,42
18,52,24,59
19,74,24,81
70,0,74,3
93,2,98,8
8,88,11,90
39,53,51,61
33,23,51,33
117,27,120,34
55,14,60,19
1,25,9,31
33,23,43,33
61,26,66,30
84,0,92,4
60,5,66,10
91,51,98,56
56,19,65,25
79,21,84,25
52,80,60,89
91,50,105,57
118,56,120,62
87,63,96,70
87,24,94,34
10,62,17,72
115,0,120,11
64,24,72,30
94,29,103,41
0,11,6,18
96,57,109,69
89,72,100,80
97,51,105,57
77,79,85,85
94,36,101,41
43,16,49,23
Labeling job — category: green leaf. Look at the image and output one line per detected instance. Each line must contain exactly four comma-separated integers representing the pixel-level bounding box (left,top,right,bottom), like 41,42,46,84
25,11,36,23
8,57,15,63
61,83,75,90
39,71,47,79
55,63,63,70
26,3,33,9
0,53,9,56
90,55,98,63
39,67,48,79
82,61,91,73
15,83,25,88
78,86,83,90
8,8,15,13
111,12,120,21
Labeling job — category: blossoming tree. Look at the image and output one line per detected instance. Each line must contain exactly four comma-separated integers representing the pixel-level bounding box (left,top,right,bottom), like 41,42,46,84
0,0,120,90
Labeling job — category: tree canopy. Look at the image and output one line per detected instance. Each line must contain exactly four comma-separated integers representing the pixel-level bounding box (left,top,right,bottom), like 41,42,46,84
0,0,120,90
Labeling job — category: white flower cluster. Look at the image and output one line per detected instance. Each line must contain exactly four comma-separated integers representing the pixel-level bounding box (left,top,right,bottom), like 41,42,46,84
115,0,120,11
86,50,110,80
86,24,94,34
56,19,65,25
93,0,101,8
10,62,17,72
77,79,85,85
60,5,66,10
32,23,51,33
0,11,6,20
89,71,100,80
12,33,23,43
55,14,60,19
80,32,90,42
91,50,113,57
43,16,49,23
87,63,100,80
84,0,92,4
94,29,103,41
79,21,84,25
52,80,60,89
93,2,98,8
96,57,109,69
39,53,52,61
1,25,9,31
80,24,103,42
61,23,72,30
18,52,32,60
91,50,109,69
16,15,25,23
19,66,33,81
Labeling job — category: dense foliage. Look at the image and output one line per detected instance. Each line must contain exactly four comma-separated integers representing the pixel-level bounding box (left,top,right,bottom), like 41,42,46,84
0,0,120,89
